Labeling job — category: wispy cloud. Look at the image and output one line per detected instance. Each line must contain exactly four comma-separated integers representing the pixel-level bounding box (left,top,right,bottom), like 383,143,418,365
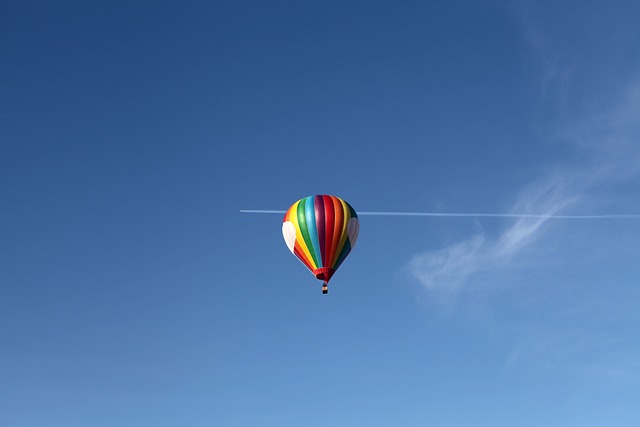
408,3,640,301
406,5,640,394
407,174,580,295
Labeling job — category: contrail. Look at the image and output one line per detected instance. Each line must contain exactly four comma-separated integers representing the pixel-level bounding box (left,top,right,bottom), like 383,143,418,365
239,210,640,219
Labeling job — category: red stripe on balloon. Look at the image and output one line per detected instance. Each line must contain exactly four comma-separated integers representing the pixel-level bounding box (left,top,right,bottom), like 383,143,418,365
315,195,326,267
323,195,335,270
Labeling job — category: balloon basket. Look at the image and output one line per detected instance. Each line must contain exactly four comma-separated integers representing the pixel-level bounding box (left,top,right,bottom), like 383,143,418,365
322,284,328,294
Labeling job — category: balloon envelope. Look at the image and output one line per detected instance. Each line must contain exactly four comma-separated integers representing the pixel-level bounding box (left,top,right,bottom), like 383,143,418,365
282,195,359,284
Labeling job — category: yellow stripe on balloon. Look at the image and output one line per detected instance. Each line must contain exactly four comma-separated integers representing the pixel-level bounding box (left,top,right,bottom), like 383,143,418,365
289,200,317,269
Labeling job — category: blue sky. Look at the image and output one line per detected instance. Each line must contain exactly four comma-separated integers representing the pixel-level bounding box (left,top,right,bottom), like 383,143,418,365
2,1,640,426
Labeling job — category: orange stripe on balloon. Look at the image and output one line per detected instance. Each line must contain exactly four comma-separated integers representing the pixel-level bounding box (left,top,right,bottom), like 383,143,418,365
293,243,314,271
332,198,351,268
330,197,345,268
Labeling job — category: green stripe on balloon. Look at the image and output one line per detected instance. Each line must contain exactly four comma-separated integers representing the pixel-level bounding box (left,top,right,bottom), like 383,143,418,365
297,197,319,267
334,239,351,270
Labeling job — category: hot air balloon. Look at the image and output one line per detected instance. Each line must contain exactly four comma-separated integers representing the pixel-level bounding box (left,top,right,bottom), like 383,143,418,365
282,195,359,294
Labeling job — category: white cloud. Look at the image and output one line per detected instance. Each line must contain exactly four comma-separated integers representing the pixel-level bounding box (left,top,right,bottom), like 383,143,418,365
408,233,484,293
408,175,579,296
408,3,640,301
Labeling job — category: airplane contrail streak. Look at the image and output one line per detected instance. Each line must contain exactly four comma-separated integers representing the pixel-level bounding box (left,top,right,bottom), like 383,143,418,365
239,210,640,219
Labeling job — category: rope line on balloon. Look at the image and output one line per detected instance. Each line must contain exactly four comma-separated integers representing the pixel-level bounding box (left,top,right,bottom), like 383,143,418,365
240,210,640,219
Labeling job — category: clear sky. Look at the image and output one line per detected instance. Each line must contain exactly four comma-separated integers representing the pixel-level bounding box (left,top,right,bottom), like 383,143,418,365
2,1,640,426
